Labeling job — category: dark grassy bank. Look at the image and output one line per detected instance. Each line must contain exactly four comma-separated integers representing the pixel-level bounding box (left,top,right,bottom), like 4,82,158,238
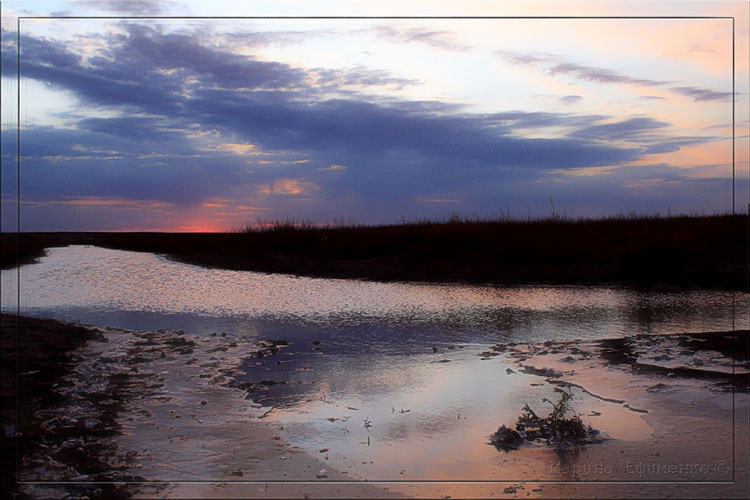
1,214,748,289
0,234,60,270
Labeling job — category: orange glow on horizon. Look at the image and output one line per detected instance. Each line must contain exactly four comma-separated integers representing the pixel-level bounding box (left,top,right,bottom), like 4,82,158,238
175,223,226,233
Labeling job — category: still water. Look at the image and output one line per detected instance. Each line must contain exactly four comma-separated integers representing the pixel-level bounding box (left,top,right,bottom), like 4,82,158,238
2,245,742,340
2,245,746,480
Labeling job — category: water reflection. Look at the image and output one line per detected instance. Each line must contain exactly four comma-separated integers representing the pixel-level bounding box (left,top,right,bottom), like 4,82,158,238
1,245,744,341
262,343,655,480
1,245,745,480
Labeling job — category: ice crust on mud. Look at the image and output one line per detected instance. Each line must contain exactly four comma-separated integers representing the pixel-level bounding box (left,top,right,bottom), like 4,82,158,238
20,326,283,497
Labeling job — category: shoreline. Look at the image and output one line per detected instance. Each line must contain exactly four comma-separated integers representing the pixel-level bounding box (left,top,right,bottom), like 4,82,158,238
1,314,401,499
2,214,747,290
2,313,748,498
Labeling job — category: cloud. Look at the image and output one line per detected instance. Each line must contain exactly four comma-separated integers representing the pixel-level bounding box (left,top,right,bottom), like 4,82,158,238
221,29,337,49
110,24,306,90
26,196,172,208
76,116,185,142
568,117,718,154
4,23,727,229
560,95,583,105
370,26,469,51
185,91,641,171
569,117,670,141
671,86,733,102
258,178,318,195
484,110,609,130
548,62,668,87
537,162,738,216
73,1,179,16
495,50,555,65
497,50,667,86
3,24,308,117
211,143,257,155
623,177,681,189
498,50,732,103
313,65,419,90
414,198,459,203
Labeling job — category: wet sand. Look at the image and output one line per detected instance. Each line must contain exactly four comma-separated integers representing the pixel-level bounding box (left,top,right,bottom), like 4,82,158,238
2,314,748,498
2,315,400,499
0,314,130,498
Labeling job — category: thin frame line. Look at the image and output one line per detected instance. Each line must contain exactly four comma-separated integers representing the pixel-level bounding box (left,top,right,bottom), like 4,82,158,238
17,479,738,484
15,16,21,485
12,13,740,487
17,16,736,20
732,16,750,482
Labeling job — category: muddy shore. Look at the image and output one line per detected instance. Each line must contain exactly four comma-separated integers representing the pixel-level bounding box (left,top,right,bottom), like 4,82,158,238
0,314,401,499
0,314,129,498
2,314,748,498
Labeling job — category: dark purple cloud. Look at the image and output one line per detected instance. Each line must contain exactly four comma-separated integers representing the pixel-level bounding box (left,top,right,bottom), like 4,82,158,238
560,95,583,105
73,0,178,16
569,117,670,141
369,26,470,51
313,65,419,90
569,117,717,154
495,51,553,65
548,62,668,87
5,25,646,166
498,50,733,103
671,86,733,102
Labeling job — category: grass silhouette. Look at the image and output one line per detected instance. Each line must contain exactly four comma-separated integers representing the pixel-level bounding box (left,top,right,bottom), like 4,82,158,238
2,213,747,289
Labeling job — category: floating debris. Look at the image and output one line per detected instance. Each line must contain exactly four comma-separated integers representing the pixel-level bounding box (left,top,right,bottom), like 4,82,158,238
519,365,563,378
490,390,605,452
490,425,523,450
623,403,648,414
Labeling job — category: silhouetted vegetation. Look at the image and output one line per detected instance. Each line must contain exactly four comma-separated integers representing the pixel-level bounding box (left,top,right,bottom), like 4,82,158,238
491,388,603,451
0,233,64,269
1,213,747,289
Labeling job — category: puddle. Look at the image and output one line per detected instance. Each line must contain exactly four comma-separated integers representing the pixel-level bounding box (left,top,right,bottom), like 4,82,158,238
257,346,653,480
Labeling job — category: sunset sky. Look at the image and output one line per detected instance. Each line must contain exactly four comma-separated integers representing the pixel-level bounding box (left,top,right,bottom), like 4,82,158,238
1,1,748,231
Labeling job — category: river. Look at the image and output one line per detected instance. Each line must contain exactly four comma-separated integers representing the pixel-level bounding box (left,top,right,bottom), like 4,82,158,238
2,245,746,480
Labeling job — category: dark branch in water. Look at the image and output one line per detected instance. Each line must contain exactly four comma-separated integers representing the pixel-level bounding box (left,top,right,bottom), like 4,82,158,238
490,389,605,452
